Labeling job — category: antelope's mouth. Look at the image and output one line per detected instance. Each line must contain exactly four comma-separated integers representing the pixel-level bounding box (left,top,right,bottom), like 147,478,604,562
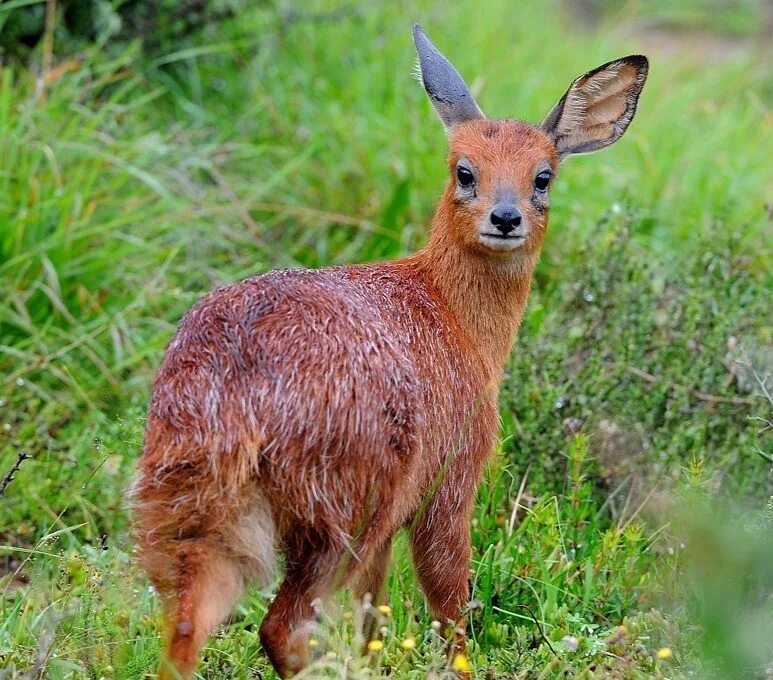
478,231,527,251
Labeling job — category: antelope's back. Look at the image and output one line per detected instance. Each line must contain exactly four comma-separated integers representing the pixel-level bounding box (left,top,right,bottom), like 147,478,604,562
138,265,480,488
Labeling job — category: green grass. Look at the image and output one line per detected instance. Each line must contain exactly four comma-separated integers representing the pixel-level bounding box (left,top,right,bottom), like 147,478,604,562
1,0,771,678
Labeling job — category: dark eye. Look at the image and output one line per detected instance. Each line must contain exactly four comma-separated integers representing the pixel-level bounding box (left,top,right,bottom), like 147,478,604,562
534,170,551,192
457,166,475,188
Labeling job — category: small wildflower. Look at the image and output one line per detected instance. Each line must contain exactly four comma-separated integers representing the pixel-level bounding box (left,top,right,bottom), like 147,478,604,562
451,653,472,673
656,647,672,660
308,638,319,648
430,620,441,632
377,605,392,616
561,635,579,652
606,625,626,645
401,636,416,651
619,625,629,635
367,639,384,652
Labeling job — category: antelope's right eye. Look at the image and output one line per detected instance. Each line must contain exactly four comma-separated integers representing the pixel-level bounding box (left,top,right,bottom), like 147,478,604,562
457,166,475,187
534,170,552,192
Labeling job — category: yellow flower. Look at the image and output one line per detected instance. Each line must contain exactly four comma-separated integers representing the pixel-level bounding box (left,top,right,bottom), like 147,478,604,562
308,638,319,648
377,605,392,616
451,653,472,672
367,639,384,652
656,647,672,660
401,636,416,651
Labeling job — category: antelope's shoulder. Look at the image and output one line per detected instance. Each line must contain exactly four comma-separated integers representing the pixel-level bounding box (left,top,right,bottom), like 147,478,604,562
172,264,435,338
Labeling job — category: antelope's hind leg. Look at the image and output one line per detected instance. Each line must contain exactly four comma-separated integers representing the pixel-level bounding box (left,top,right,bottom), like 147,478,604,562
157,540,245,680
259,539,348,678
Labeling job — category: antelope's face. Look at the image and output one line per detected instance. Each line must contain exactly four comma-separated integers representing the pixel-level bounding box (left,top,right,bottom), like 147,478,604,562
413,24,647,263
445,120,558,259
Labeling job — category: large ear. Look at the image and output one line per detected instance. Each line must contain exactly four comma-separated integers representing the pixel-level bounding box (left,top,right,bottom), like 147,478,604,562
413,24,484,130
540,55,648,160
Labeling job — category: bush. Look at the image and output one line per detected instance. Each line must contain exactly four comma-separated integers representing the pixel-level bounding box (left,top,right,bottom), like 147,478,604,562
0,0,250,59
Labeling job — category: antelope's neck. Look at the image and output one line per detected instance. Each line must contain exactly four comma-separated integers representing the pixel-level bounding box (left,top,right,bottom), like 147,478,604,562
415,235,537,379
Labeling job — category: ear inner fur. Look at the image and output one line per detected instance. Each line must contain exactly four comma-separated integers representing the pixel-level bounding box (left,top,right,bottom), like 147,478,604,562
540,55,648,159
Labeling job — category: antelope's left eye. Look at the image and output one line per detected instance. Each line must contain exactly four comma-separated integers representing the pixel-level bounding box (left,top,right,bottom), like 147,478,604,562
457,166,475,187
534,171,552,192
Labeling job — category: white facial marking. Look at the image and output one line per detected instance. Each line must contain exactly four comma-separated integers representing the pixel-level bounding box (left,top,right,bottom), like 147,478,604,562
476,218,529,252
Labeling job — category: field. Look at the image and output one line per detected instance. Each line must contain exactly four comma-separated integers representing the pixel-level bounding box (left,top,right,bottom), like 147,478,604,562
1,1,771,678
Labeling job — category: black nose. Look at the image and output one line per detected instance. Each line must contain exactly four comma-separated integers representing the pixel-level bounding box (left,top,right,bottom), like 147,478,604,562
489,205,522,235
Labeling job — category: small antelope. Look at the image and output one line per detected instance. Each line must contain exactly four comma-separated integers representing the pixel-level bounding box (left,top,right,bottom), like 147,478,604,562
133,25,647,679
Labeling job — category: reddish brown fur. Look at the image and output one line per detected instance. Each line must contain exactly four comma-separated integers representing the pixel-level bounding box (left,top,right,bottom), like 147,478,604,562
134,120,561,679
134,26,650,670
133,118,559,677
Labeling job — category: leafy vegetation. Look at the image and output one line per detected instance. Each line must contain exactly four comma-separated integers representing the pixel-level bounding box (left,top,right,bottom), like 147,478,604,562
1,1,771,678
0,0,249,59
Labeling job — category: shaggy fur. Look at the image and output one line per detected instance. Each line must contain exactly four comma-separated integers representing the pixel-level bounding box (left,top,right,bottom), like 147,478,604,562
132,28,647,679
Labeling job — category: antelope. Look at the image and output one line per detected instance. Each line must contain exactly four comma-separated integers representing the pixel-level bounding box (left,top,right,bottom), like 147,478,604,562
133,24,648,679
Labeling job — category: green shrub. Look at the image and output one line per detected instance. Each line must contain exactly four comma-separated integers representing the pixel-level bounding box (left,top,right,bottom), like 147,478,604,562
0,0,251,59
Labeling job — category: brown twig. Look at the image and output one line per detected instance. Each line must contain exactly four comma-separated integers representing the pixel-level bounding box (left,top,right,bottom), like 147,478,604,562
626,366,755,406
33,0,57,102
517,603,558,658
618,484,660,532
0,451,31,498
507,464,530,536
27,613,62,680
